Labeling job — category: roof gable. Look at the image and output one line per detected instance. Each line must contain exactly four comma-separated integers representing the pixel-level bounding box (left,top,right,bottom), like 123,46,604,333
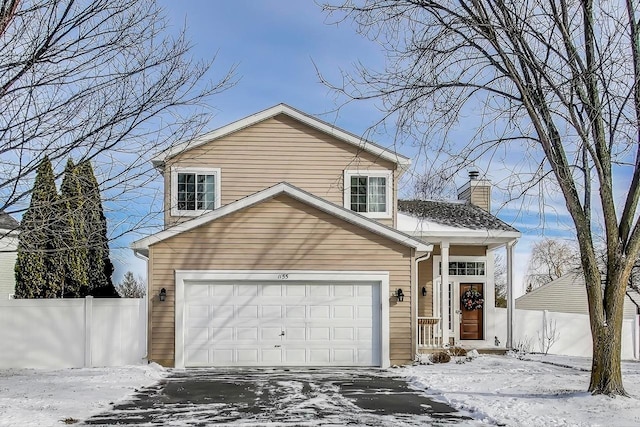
132,182,431,255
152,104,411,170
0,211,19,231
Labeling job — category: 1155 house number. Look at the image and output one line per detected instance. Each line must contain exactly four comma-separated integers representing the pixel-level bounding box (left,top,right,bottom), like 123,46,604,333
277,273,289,280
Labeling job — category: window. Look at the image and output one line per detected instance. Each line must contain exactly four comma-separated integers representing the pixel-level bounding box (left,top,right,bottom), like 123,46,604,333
171,167,221,216
344,171,392,218
439,261,486,276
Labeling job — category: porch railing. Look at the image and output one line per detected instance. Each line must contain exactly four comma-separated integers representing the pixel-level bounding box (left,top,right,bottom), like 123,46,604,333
417,316,442,348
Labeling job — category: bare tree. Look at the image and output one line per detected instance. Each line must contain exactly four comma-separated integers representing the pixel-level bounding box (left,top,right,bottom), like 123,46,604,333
0,0,235,234
321,0,640,395
526,238,580,290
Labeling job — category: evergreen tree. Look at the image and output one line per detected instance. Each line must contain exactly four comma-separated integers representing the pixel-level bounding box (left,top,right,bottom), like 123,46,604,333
116,271,146,298
77,161,117,297
59,159,89,297
14,157,64,297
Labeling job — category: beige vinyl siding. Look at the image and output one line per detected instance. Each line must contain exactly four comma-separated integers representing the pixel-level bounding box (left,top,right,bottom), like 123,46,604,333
516,273,638,319
148,194,414,367
164,114,398,228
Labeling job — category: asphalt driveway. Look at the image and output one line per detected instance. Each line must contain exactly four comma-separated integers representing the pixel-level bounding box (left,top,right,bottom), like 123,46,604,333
84,368,478,426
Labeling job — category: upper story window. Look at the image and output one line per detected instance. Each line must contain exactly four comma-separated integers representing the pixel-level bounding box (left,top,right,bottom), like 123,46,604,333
344,170,393,219
170,167,221,217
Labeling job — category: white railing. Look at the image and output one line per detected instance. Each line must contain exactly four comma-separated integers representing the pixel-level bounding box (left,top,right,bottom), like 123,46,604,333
418,316,442,348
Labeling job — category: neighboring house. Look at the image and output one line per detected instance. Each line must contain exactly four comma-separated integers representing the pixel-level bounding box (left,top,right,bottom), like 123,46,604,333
516,271,640,319
0,211,19,299
132,104,521,368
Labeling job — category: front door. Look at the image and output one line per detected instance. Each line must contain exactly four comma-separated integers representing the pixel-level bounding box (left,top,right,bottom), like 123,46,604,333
460,283,484,340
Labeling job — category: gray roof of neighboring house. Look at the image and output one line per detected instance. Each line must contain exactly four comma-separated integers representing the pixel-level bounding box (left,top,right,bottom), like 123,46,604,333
0,211,19,231
398,200,518,232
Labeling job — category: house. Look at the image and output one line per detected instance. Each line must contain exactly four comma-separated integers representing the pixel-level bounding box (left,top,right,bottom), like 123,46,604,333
516,271,639,319
0,211,19,299
132,104,521,368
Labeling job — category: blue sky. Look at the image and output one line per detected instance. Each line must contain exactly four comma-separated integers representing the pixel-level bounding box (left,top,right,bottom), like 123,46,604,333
116,0,575,294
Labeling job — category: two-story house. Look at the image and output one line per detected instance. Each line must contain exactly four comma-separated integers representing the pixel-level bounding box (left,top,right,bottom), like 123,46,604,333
132,104,520,368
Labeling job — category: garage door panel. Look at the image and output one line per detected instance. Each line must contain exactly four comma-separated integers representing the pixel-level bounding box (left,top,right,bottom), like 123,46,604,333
212,284,234,296
285,327,305,340
237,306,258,318
285,286,306,297
186,327,209,345
333,306,354,318
309,306,329,319
334,286,354,297
261,348,282,363
285,305,305,318
184,280,381,367
333,327,354,340
262,285,282,296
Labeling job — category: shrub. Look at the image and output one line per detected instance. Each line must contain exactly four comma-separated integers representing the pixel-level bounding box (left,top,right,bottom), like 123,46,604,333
430,351,451,364
449,346,467,357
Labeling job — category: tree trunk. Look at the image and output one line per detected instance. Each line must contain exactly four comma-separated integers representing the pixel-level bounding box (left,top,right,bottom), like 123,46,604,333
590,324,626,395
588,271,628,396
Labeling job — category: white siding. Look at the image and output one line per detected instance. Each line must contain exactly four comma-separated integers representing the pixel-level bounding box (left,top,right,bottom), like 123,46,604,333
0,234,17,299
516,272,638,319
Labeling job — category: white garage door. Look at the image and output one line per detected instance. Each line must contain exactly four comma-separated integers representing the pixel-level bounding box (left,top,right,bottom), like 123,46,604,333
184,280,381,367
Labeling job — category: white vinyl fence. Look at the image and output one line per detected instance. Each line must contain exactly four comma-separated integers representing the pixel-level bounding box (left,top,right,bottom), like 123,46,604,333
0,297,146,369
494,308,639,359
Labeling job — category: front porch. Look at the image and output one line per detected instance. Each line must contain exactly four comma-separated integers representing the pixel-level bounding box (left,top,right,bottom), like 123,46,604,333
416,316,508,355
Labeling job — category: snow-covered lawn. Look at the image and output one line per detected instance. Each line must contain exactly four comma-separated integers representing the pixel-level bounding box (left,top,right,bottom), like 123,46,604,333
404,354,640,426
0,363,166,427
0,355,639,426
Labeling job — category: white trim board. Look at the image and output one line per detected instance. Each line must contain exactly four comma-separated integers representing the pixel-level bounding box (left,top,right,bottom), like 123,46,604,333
173,270,391,369
152,103,411,170
132,182,432,254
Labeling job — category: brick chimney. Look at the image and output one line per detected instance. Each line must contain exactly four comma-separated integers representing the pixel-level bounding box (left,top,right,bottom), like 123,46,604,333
457,170,491,211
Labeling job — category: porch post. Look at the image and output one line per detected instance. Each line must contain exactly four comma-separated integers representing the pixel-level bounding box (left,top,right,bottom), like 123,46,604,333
441,241,450,347
506,239,517,348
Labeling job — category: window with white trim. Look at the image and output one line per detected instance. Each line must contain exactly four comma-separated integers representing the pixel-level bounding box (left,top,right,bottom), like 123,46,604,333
171,167,221,216
344,170,392,218
439,261,486,276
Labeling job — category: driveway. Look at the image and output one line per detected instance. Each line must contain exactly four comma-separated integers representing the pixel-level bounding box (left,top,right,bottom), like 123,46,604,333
84,368,479,426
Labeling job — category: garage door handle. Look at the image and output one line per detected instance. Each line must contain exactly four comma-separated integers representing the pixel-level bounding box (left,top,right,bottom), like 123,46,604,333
279,331,285,336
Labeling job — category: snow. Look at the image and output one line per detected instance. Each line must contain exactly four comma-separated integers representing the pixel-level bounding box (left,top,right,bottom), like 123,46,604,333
1,356,639,426
0,363,166,427
404,353,640,427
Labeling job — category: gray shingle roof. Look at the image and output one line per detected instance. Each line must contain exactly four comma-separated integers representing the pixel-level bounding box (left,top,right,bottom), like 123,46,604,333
398,200,518,232
0,211,19,231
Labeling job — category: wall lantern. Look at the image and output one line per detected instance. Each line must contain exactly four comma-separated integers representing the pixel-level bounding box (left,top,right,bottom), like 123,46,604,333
395,288,405,302
159,288,167,302
422,286,427,297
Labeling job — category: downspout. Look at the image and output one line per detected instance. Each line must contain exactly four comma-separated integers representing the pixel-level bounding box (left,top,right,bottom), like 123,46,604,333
414,251,432,358
134,250,149,361
506,239,518,349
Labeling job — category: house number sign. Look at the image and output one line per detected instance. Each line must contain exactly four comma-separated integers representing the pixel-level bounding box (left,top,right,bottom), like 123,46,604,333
277,273,289,280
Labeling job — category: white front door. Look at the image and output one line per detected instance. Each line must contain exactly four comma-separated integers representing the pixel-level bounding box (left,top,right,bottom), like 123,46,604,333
183,280,381,367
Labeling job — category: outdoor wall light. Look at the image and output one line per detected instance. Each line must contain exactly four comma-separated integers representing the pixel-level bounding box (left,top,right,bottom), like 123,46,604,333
159,288,167,302
422,286,427,297
395,288,404,302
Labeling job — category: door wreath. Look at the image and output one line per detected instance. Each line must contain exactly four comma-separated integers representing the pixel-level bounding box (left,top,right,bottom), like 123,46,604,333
461,288,484,310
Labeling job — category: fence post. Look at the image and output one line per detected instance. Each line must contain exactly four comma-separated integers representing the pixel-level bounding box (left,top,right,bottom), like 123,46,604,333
635,315,640,360
84,296,93,368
